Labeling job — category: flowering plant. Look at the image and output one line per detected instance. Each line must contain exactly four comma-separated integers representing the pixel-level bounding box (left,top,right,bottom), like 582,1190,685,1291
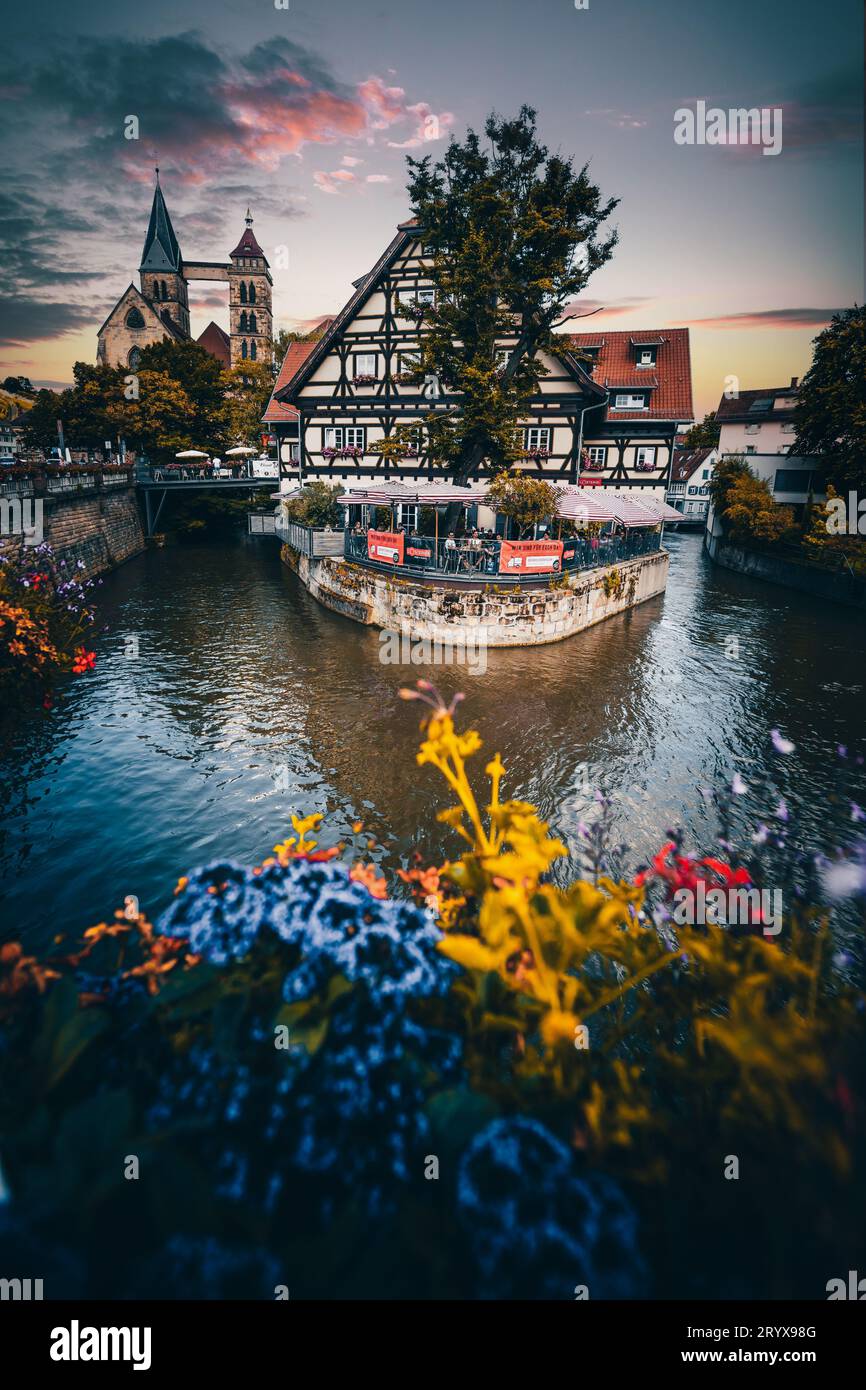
0,691,863,1300
0,543,98,709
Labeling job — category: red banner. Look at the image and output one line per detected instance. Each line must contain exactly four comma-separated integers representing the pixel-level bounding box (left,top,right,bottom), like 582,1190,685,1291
367,529,405,564
498,539,564,574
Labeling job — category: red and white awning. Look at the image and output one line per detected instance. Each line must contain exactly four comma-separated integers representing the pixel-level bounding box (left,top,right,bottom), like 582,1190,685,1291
338,481,490,506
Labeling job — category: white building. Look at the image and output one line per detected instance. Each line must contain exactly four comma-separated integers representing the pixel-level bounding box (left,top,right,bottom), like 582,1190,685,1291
715,380,824,516
668,446,718,522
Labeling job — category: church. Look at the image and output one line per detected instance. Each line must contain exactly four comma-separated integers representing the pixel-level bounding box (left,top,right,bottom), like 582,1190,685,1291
96,172,273,373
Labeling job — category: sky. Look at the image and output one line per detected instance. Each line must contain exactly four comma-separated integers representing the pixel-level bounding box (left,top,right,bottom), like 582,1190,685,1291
0,0,862,416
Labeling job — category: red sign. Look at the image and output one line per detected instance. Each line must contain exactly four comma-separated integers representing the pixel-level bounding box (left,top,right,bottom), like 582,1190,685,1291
406,542,433,560
498,539,564,574
579,475,604,488
368,529,405,564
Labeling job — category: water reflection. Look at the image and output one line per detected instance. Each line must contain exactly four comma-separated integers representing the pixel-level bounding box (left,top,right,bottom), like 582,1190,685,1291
0,532,863,951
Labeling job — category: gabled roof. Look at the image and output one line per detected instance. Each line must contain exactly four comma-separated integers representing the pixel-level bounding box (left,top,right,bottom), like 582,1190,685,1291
196,321,231,366
715,385,798,423
566,328,694,421
263,341,317,423
274,223,418,400
140,179,183,273
274,221,607,406
671,446,714,483
96,282,167,338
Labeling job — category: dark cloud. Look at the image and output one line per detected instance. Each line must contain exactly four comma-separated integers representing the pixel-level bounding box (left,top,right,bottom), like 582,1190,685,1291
682,308,845,329
0,298,95,343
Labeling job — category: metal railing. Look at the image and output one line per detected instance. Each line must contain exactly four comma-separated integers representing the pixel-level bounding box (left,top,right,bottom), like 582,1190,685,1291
343,529,662,582
275,518,345,557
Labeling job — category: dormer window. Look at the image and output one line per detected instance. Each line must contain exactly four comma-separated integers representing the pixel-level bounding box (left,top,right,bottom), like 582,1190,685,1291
630,337,662,367
612,392,647,410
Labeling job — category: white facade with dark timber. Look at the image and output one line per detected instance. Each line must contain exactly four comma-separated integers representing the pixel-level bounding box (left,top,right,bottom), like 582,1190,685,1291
272,220,694,493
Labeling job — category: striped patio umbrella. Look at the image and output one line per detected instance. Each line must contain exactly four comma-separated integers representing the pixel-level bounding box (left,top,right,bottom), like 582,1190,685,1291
555,486,618,523
625,494,686,524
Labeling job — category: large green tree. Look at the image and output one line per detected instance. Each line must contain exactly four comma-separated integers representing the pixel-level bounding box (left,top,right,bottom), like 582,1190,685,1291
137,340,227,450
794,305,866,492
709,455,793,545
399,107,618,489
224,361,275,445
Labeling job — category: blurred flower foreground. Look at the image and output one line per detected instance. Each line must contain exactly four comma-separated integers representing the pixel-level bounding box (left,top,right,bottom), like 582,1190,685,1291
1,684,863,1299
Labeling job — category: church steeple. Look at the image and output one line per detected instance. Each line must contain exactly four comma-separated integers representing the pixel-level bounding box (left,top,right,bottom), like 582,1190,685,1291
228,208,272,367
139,169,189,337
140,168,183,273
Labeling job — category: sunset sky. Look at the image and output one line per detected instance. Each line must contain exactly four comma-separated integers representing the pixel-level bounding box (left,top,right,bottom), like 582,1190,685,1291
1,0,862,416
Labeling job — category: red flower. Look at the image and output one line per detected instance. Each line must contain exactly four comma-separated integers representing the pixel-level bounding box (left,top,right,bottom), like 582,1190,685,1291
72,647,96,674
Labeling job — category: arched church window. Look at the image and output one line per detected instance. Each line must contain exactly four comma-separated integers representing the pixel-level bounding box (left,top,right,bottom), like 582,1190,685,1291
250,340,257,361
241,340,248,360
239,311,248,332
125,307,146,329
248,312,257,333
240,282,247,305
128,347,141,370
248,282,256,305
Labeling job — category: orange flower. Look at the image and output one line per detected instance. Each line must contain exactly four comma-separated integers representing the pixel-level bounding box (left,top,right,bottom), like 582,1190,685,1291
350,862,389,899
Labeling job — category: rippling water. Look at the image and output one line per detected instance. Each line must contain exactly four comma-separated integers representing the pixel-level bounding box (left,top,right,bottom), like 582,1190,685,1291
1,531,864,949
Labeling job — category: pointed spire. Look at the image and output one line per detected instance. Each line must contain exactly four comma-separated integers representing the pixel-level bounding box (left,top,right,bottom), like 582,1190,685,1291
140,171,182,273
229,209,267,263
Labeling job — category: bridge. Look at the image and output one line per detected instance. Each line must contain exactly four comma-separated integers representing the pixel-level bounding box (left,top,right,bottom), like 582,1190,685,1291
135,466,280,536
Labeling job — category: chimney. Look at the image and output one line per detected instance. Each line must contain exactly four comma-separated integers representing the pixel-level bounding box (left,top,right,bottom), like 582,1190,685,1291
790,376,798,389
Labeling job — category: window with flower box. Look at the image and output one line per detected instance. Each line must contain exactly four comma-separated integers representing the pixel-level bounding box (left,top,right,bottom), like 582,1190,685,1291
323,426,366,458
584,447,606,471
634,446,657,471
352,353,378,384
524,426,551,457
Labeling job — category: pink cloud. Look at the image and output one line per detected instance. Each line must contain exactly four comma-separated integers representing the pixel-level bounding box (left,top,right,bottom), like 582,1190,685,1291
314,168,357,194
366,174,391,183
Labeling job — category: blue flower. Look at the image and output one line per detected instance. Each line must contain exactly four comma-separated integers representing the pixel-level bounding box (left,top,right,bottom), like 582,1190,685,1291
457,1117,647,1299
155,861,264,965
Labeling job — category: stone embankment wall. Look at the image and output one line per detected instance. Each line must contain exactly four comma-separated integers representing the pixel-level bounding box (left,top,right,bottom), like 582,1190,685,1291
44,488,145,578
704,530,866,611
282,545,670,646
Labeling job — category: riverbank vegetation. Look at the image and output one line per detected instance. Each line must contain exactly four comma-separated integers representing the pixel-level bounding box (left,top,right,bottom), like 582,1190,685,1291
0,543,97,710
1,683,863,1298
710,457,866,573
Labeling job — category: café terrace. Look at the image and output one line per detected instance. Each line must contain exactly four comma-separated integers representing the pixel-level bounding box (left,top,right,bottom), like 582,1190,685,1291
338,480,682,583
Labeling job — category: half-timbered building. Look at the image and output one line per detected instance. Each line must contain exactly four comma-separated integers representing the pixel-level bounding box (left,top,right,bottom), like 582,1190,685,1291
269,220,694,496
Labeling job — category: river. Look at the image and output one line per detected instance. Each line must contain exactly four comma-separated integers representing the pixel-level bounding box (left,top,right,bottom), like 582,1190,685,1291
1,530,864,953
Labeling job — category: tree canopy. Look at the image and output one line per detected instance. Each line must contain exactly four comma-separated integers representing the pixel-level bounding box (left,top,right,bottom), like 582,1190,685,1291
709,455,793,545
682,412,720,449
396,106,619,484
794,305,866,492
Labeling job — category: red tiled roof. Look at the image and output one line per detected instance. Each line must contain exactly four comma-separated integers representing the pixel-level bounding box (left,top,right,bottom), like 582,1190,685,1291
566,328,694,421
263,341,317,423
671,446,714,483
196,320,230,367
230,223,267,261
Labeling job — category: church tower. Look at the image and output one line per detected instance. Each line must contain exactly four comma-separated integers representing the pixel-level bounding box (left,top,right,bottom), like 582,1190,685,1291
228,210,272,368
139,169,190,337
